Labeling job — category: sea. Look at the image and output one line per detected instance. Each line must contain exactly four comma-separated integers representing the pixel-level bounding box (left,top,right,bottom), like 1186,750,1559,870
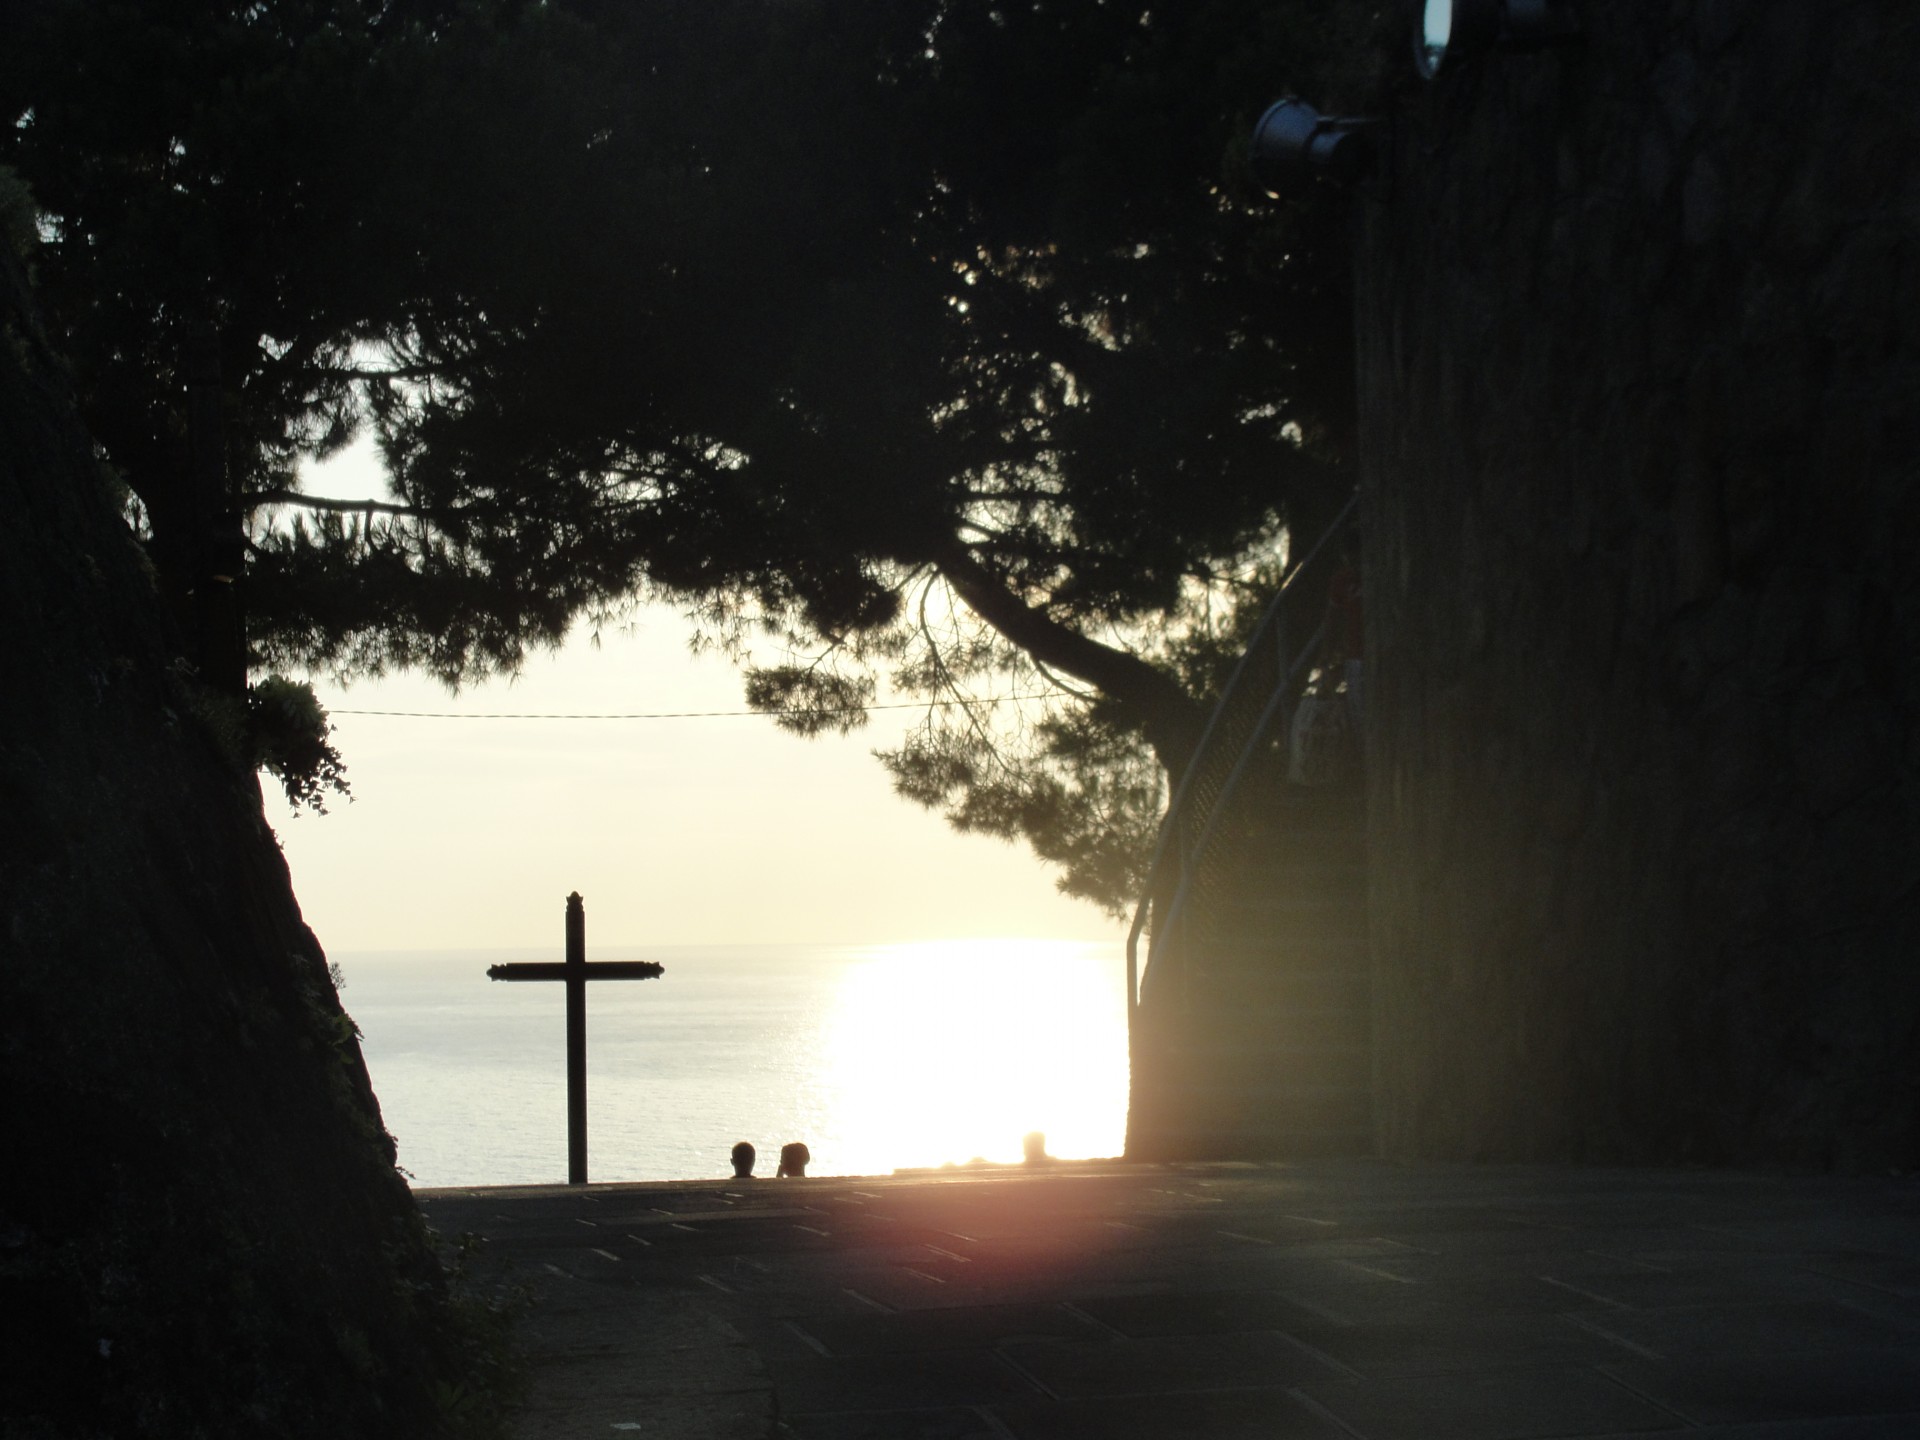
336,938,1130,1188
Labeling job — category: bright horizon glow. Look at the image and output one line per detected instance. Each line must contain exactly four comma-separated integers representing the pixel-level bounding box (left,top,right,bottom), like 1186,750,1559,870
344,939,1126,1184
268,440,1119,956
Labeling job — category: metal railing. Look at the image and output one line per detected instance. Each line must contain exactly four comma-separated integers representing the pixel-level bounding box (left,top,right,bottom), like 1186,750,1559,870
1125,493,1359,1030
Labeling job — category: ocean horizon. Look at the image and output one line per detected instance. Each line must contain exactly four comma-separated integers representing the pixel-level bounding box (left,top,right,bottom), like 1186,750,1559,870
337,938,1129,1188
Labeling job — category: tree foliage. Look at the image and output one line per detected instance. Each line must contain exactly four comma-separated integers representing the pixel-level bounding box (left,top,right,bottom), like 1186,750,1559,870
0,0,622,685
249,675,351,812
3,0,1377,911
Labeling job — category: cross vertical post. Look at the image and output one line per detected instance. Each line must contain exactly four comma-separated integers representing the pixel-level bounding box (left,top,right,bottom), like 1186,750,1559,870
565,892,587,1184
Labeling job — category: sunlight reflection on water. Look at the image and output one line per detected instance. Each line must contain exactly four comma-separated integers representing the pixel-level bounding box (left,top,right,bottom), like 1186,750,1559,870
825,940,1129,1175
342,939,1126,1186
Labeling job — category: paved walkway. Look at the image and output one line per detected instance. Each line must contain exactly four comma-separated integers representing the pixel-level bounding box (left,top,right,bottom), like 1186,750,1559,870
419,1160,1920,1439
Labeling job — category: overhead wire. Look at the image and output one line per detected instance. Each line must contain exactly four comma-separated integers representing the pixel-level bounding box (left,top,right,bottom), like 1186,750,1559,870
329,693,1060,721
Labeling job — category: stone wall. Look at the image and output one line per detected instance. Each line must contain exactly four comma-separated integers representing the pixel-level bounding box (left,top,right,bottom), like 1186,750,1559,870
1357,1,1919,1167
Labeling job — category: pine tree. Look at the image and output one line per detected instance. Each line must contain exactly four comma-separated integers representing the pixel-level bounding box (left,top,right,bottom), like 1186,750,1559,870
4,0,1376,908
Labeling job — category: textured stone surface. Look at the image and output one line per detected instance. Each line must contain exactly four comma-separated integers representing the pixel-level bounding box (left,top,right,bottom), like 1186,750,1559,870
1357,0,1920,1165
423,1161,1920,1439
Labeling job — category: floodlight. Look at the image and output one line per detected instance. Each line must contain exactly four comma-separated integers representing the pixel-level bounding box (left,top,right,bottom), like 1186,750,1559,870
1249,99,1380,192
1416,0,1577,79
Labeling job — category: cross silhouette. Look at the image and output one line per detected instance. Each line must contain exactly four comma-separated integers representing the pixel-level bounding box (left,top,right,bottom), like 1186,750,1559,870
487,892,662,1184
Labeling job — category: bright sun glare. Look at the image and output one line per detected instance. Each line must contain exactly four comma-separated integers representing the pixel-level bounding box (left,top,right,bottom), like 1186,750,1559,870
823,939,1128,1174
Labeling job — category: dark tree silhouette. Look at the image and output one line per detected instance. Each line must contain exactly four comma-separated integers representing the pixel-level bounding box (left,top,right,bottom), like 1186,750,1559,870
3,0,1373,908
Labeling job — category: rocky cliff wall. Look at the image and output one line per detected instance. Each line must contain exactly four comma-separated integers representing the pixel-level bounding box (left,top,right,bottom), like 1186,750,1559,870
0,254,503,1433
1357,1,1919,1166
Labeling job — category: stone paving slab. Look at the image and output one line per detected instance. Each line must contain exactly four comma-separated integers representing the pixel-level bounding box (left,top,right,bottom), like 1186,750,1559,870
754,1348,1040,1414
1294,1365,1685,1439
1575,1424,1920,1440
1579,1298,1920,1363
1280,1312,1632,1377
1598,1350,1920,1428
420,1159,1920,1440
992,1389,1355,1440
1067,1288,1330,1337
791,1302,1107,1356
1003,1328,1344,1399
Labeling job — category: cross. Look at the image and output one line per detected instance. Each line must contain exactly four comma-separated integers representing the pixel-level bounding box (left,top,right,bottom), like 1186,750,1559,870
487,892,662,1184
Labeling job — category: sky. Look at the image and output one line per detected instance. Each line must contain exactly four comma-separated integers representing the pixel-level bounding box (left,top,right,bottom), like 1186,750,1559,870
265,442,1119,955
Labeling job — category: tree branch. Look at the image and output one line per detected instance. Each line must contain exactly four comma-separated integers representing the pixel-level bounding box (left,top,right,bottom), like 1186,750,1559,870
933,544,1203,774
1030,659,1097,704
290,363,455,383
914,573,1005,767
253,490,434,519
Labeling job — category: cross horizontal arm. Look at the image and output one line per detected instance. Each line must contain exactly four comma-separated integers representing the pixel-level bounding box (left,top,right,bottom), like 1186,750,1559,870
486,961,665,981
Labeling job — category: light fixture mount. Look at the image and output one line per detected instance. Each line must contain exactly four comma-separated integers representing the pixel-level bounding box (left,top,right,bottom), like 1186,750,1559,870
1249,99,1381,192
